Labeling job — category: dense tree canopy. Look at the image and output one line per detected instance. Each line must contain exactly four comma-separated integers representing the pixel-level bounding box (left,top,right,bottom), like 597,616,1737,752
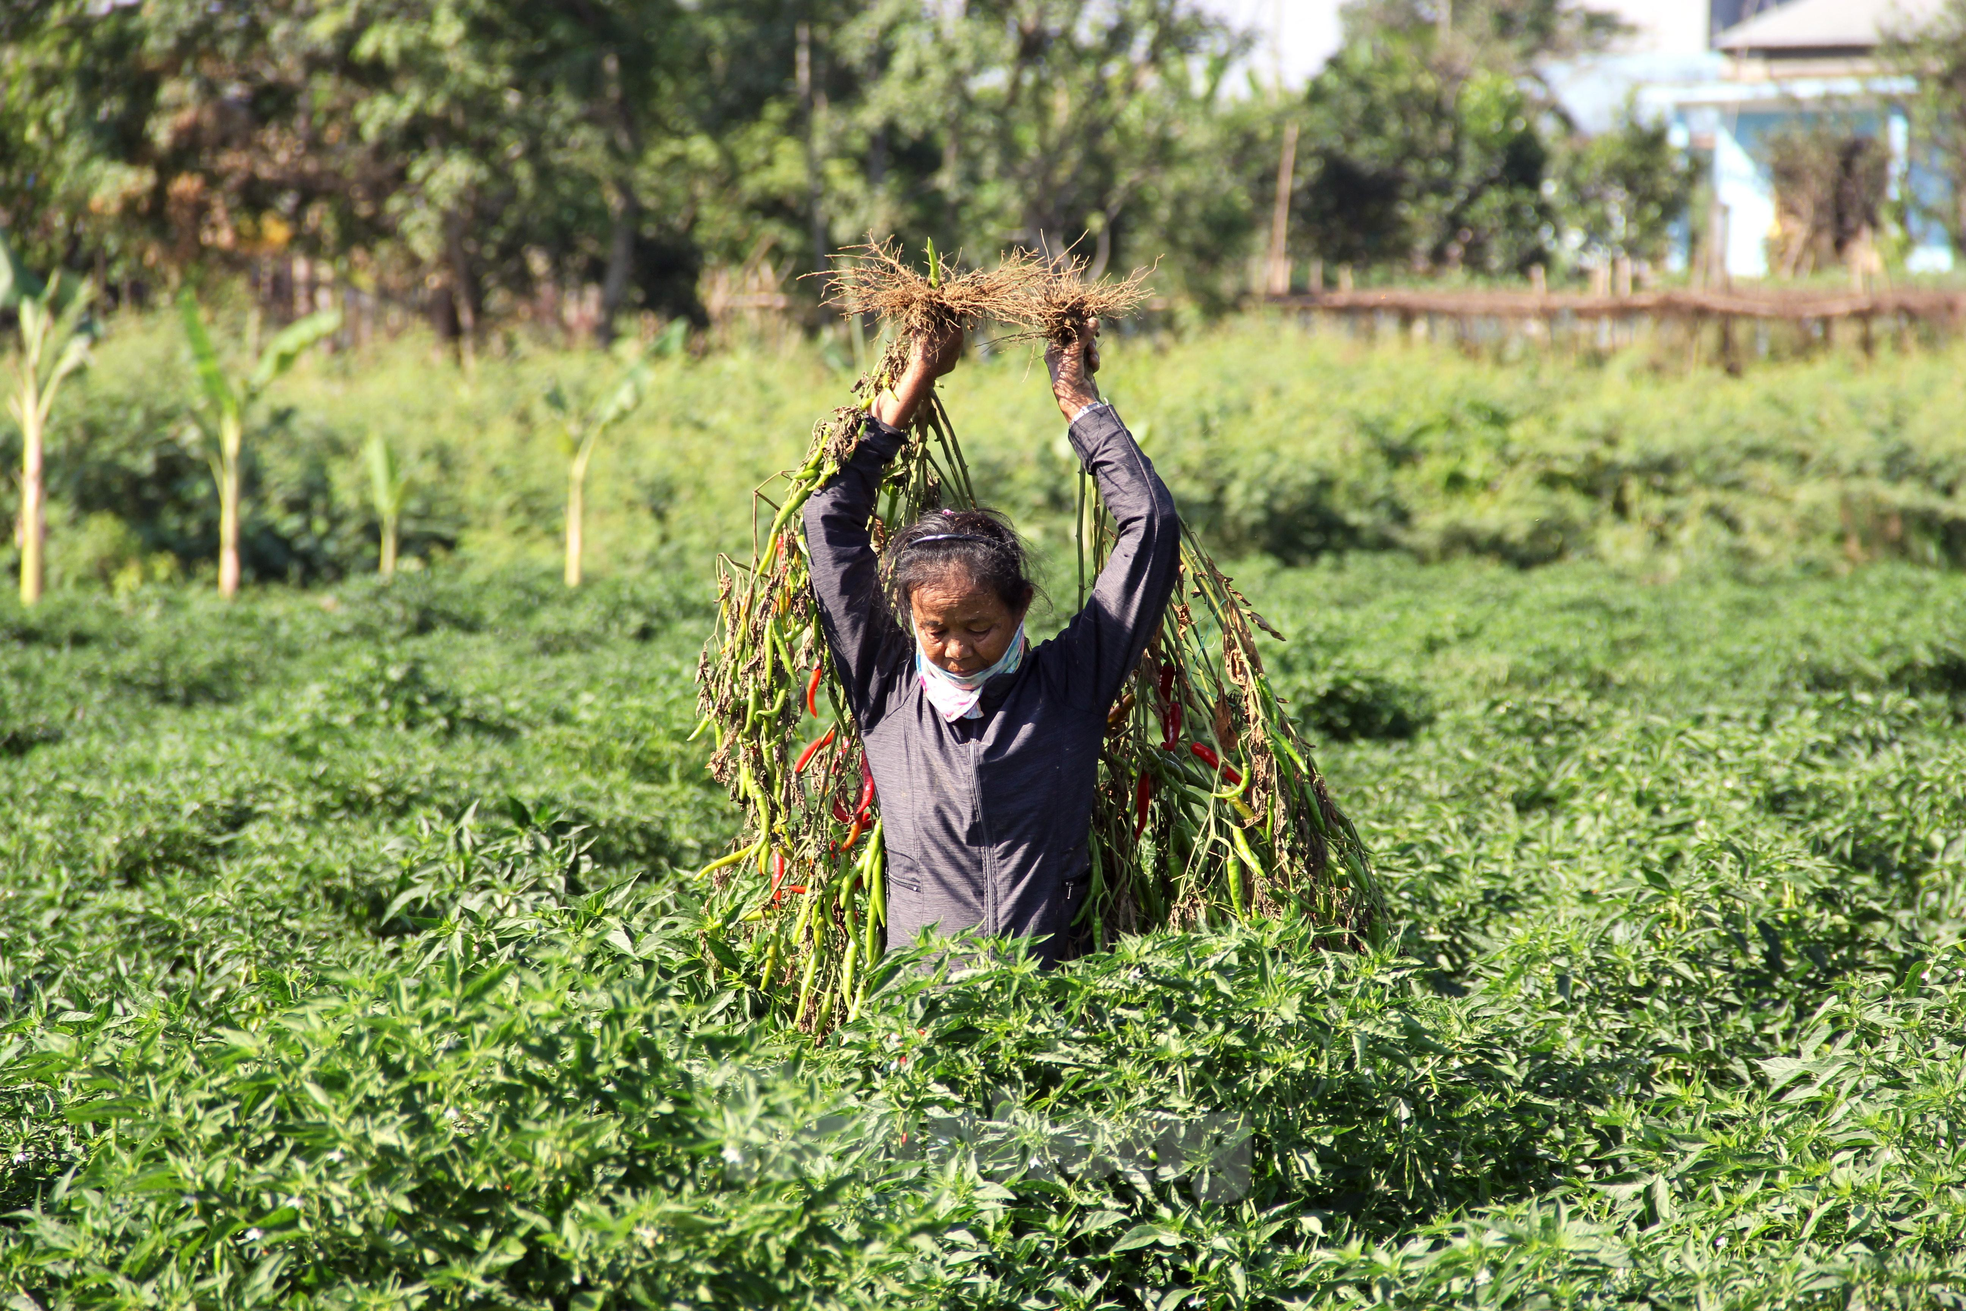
0,0,1702,333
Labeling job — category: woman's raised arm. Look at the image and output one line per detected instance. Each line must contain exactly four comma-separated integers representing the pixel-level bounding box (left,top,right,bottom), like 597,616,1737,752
801,325,964,728
1045,321,1182,712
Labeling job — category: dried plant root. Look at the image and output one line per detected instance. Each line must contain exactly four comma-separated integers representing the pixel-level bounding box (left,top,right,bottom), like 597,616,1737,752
817,239,1042,339
1015,255,1157,344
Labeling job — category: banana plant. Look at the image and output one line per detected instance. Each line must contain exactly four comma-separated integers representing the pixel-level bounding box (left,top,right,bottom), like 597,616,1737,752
546,346,650,587
178,292,341,597
365,432,411,580
5,261,94,606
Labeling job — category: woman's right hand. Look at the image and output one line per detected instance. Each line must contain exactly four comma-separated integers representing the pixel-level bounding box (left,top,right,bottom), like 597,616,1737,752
875,322,964,428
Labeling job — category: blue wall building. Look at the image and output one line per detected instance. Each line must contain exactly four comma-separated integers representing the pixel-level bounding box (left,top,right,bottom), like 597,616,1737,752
1548,0,1955,278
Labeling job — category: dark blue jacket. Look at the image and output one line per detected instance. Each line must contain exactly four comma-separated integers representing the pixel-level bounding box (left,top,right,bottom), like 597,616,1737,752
802,404,1180,965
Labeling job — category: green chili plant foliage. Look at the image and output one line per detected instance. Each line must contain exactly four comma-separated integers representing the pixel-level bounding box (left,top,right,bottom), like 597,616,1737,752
694,247,1380,1034
9,560,1966,1305
177,293,342,597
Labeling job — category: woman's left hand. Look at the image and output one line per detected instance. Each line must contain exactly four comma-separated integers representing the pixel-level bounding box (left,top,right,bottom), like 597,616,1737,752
1046,317,1102,421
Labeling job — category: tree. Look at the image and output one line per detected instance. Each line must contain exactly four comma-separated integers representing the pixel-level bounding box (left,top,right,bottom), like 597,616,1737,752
178,293,341,598
831,0,1248,291
365,432,410,581
546,346,649,588
0,1,712,338
1885,0,1966,253
1290,0,1681,278
1762,120,1889,279
2,0,1273,322
1553,110,1695,269
5,251,93,606
0,2,400,292
315,0,706,344
1296,36,1553,273
1338,0,1625,68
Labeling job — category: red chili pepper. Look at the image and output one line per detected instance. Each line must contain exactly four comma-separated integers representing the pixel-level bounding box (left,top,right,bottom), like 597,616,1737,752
794,726,837,774
831,798,854,825
770,851,788,904
854,755,876,820
840,819,865,852
1133,771,1154,839
805,664,824,717
1189,742,1243,786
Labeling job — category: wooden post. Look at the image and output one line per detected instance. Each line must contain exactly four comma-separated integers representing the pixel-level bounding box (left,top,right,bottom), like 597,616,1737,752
1707,204,1731,290
1613,254,1632,345
1590,264,1611,349
1265,122,1299,297
1528,264,1546,345
319,263,339,349
293,254,312,321
797,23,828,281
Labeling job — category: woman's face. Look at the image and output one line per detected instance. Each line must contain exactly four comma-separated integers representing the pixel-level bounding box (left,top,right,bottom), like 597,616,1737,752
910,571,1026,675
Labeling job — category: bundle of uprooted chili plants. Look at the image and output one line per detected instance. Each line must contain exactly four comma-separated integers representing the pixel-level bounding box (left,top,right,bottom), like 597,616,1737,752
693,242,1382,1032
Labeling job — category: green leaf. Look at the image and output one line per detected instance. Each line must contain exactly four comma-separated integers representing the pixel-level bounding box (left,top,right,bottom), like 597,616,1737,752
0,230,42,308
652,318,688,357
177,291,237,415
704,934,742,972
590,360,651,434
366,431,408,515
1110,1223,1168,1253
48,334,91,390
459,962,515,1000
242,1251,291,1308
247,308,342,395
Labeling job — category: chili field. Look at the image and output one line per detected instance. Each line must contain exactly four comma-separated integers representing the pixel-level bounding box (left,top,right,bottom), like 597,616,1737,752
3,551,1965,1308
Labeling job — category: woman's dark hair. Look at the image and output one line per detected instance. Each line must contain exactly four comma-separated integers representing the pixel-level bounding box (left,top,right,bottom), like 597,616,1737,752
881,507,1041,621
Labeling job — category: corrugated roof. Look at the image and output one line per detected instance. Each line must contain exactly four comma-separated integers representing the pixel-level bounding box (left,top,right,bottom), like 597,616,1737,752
1715,0,1943,52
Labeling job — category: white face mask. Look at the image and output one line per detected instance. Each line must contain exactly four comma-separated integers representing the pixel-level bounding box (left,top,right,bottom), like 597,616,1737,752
915,623,1028,721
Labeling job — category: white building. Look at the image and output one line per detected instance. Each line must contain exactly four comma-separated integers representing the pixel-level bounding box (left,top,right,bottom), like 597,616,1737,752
1546,0,1955,278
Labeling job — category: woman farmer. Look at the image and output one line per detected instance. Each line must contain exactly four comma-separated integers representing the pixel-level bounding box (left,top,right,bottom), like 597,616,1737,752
802,320,1180,967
